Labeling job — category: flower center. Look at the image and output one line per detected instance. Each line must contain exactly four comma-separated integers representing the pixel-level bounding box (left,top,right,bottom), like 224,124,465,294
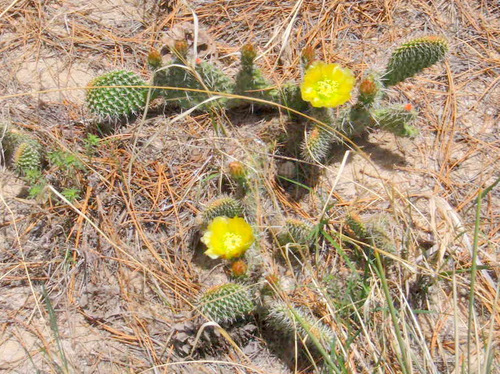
223,232,243,250
316,79,339,99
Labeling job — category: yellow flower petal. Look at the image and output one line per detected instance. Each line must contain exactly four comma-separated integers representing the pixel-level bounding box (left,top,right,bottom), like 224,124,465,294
201,216,255,260
300,61,355,108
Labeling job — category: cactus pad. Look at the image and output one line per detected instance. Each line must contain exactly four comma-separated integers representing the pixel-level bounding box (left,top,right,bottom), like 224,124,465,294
13,139,43,174
383,36,448,87
198,283,255,324
301,125,333,163
86,70,148,120
201,196,244,225
372,104,419,137
266,302,334,349
278,218,314,247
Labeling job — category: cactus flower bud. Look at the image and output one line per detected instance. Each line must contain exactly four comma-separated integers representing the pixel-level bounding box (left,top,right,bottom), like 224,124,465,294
147,49,162,69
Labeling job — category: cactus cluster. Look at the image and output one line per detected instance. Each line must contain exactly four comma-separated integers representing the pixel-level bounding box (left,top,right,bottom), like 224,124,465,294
198,283,255,324
86,70,148,121
151,41,233,110
85,36,447,164
300,36,447,162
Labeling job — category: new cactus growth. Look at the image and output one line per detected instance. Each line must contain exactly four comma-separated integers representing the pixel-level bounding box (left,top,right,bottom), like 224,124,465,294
345,213,369,241
86,70,148,121
153,40,233,110
357,73,383,106
198,283,255,324
301,125,333,163
346,214,396,263
233,44,276,105
383,36,448,87
266,302,334,350
278,218,314,247
200,196,244,225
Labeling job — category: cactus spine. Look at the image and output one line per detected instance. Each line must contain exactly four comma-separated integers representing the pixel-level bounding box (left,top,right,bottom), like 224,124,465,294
86,70,148,121
383,36,448,87
198,283,255,324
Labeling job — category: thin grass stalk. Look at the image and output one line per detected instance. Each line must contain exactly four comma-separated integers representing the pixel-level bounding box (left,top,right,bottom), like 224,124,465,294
374,252,410,374
467,177,500,373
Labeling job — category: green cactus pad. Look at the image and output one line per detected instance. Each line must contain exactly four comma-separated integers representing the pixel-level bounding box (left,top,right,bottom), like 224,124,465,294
232,44,276,106
372,104,419,137
158,60,233,110
198,283,255,324
13,139,43,174
278,218,314,247
301,125,333,163
201,196,244,225
345,214,369,241
266,302,334,349
86,70,148,120
383,36,448,87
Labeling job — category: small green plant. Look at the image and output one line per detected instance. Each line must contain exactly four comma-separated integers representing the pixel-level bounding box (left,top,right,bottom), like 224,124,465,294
198,283,255,324
61,188,80,202
83,133,101,155
48,150,85,172
86,70,148,121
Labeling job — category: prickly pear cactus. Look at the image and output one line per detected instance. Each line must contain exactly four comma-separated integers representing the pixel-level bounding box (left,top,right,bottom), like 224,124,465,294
383,36,448,87
301,125,333,163
357,73,383,106
153,41,234,110
200,195,244,225
278,218,314,247
86,70,148,121
372,104,419,137
266,302,334,350
198,283,255,324
233,44,276,106
13,139,43,174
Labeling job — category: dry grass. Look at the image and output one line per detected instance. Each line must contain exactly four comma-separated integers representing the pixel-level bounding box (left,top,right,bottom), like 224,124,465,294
0,0,499,373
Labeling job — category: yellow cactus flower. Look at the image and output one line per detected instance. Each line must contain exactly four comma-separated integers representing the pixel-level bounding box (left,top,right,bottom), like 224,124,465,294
301,61,355,108
201,216,255,260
